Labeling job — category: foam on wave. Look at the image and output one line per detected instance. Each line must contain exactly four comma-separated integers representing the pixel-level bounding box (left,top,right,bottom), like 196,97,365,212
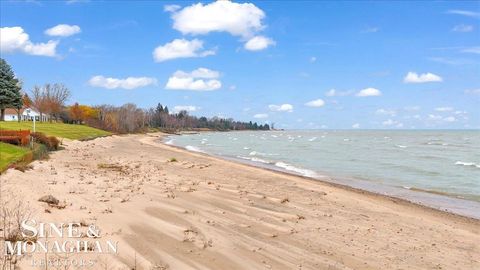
274,161,318,178
455,161,480,169
185,145,204,153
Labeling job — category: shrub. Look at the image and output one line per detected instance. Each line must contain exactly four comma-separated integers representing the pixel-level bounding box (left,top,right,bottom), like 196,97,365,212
0,130,30,146
31,132,49,147
0,136,20,145
13,152,33,172
20,135,29,146
32,143,49,160
31,132,60,151
48,136,60,150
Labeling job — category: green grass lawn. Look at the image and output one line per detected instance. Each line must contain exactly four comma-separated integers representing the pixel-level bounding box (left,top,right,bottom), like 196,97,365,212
0,142,30,172
0,122,111,140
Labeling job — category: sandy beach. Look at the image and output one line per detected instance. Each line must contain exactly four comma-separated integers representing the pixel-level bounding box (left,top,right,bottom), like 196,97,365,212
1,132,479,270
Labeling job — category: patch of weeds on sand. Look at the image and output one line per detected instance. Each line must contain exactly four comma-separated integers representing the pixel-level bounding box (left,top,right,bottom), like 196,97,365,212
32,143,49,160
168,157,178,162
97,163,127,173
0,201,37,267
183,227,198,242
13,162,34,172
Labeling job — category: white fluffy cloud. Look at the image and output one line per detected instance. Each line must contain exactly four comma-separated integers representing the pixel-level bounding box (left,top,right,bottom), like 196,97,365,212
427,114,457,123
153,38,215,62
66,0,90,4
352,123,360,129
173,105,198,113
382,119,403,128
376,108,396,116
165,68,222,91
446,10,480,18
428,114,442,121
435,107,454,112
356,88,382,97
88,75,157,89
189,67,219,78
45,24,81,37
461,47,480,54
443,116,456,122
382,119,394,125
268,104,293,112
168,1,274,50
244,36,275,51
170,1,265,37
452,24,474,32
404,106,421,111
325,89,353,97
0,26,58,57
465,88,480,95
164,4,181,12
305,99,325,107
362,27,379,33
254,113,268,119
403,72,443,83
325,89,336,97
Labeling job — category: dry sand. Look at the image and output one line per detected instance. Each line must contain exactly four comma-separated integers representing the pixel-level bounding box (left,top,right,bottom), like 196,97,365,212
0,133,479,269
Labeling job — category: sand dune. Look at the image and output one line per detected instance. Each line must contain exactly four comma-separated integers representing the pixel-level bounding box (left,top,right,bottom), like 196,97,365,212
1,133,478,269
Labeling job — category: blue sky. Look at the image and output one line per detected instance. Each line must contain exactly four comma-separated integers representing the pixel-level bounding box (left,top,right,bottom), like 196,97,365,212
1,0,479,129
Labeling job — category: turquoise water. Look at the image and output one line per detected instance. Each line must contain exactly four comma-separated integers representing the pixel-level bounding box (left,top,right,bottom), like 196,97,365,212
167,130,480,218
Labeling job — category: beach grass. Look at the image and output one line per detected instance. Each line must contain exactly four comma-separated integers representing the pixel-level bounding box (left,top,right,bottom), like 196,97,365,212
0,142,30,172
0,122,111,140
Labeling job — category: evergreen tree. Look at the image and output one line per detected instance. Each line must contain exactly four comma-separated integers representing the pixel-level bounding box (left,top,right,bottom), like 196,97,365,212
0,58,22,121
155,103,164,113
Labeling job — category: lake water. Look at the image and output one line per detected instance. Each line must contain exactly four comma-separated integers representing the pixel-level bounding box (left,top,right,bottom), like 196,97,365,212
166,130,480,218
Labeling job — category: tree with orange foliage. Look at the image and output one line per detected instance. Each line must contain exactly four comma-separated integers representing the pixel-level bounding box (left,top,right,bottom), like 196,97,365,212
69,102,84,124
32,83,71,122
78,105,98,121
22,93,32,107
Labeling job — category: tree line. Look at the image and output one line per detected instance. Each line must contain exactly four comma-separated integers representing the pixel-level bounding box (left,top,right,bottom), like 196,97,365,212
61,103,269,133
0,58,269,132
145,103,270,132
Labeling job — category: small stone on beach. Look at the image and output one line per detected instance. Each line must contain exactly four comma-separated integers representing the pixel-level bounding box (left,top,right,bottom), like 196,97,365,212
38,195,59,205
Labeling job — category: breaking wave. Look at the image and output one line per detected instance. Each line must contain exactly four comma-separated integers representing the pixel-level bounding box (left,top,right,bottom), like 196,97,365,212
274,162,318,178
455,161,480,169
185,145,204,153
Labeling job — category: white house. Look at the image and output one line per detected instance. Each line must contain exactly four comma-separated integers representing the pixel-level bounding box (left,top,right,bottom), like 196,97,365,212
4,107,50,122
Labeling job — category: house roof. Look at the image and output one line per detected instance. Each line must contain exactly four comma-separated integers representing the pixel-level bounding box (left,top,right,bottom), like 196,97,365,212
4,106,41,115
4,108,24,115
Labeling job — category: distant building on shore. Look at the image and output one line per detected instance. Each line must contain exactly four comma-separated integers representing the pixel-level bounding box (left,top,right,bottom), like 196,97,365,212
3,107,50,122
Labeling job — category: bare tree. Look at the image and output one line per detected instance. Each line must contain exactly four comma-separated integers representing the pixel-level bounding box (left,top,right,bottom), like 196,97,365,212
31,84,71,122
31,85,48,121
47,83,71,121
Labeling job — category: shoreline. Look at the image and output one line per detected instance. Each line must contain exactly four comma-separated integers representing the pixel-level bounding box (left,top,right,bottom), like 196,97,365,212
163,133,480,221
1,132,479,269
